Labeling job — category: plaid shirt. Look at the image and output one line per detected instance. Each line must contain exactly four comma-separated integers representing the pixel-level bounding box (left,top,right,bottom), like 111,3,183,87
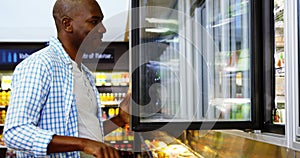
4,37,104,158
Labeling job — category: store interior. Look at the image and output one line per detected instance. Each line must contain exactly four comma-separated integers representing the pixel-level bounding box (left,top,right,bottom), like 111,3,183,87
0,0,300,157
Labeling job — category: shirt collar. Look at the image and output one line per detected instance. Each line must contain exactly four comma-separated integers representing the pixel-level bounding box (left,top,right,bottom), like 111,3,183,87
49,36,72,65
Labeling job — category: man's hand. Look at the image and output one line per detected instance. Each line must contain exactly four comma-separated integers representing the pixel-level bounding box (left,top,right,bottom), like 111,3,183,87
81,138,120,158
47,135,120,158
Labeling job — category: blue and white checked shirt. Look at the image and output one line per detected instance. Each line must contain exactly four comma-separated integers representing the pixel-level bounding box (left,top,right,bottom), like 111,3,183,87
4,37,104,158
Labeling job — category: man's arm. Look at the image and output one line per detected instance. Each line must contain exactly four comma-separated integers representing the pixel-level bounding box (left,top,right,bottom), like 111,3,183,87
103,115,126,135
47,135,120,158
47,92,131,157
4,59,55,157
103,92,131,135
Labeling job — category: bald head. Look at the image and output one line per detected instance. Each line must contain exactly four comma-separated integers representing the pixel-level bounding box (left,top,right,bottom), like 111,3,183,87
53,0,100,32
51,0,105,60
53,0,74,32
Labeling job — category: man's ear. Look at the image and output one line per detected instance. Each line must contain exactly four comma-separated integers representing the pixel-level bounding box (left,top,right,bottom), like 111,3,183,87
62,16,73,32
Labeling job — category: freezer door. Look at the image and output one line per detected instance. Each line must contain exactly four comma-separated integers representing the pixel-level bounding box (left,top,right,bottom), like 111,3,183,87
131,0,262,131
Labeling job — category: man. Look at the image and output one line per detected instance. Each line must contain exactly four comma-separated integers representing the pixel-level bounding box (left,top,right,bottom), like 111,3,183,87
3,0,130,157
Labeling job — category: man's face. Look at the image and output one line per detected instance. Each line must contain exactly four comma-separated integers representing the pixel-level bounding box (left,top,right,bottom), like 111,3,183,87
71,1,106,54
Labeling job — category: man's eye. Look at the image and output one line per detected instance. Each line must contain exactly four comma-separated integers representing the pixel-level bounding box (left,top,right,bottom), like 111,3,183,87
91,20,99,25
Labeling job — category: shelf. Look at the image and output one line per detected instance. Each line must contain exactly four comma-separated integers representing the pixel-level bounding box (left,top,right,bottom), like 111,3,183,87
210,98,251,105
105,140,133,144
96,83,129,87
97,85,129,88
101,101,120,107
101,105,119,108
97,86,129,93
0,145,6,149
273,122,285,125
275,43,284,48
101,105,118,108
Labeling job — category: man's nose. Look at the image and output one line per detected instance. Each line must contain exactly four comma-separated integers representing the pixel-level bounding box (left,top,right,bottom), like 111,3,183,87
98,22,106,33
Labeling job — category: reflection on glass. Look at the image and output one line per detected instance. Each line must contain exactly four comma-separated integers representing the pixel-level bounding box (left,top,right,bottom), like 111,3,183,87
273,0,285,125
137,0,251,122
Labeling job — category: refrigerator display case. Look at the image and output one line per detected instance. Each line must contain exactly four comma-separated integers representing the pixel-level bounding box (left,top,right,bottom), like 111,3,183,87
273,0,285,126
131,0,264,132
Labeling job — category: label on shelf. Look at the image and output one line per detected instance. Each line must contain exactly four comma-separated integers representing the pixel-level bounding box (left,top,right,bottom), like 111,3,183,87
1,75,12,90
94,72,129,86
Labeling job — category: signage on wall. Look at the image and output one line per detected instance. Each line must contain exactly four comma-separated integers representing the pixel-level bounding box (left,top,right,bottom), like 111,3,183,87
0,46,115,65
0,49,39,64
82,48,115,63
0,42,49,70
0,42,128,71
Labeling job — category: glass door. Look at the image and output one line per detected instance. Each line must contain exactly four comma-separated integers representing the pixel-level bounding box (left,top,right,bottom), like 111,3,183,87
273,0,285,126
295,0,300,137
131,0,262,131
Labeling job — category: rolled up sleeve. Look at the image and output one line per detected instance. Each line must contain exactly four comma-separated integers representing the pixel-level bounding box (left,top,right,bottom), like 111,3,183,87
4,55,55,157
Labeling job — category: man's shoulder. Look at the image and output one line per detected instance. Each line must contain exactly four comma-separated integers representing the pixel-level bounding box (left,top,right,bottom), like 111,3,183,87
20,45,62,64
31,45,58,60
15,46,65,72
